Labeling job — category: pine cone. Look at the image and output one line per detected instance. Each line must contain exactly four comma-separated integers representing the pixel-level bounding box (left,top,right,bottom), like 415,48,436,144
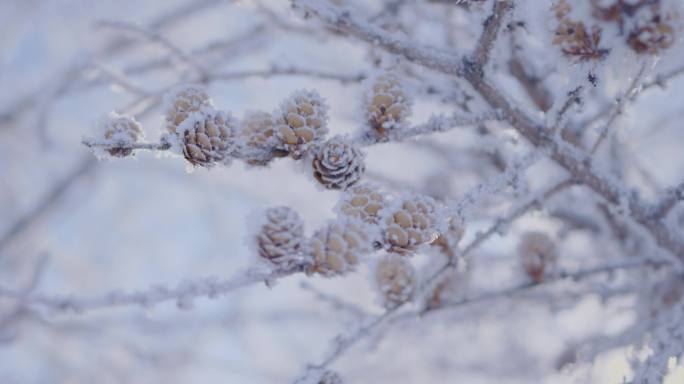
337,184,386,224
307,220,372,277
374,253,416,308
101,114,143,157
278,90,329,159
240,111,289,166
164,85,212,135
627,18,674,54
382,194,441,252
518,231,557,283
365,73,411,138
256,206,305,267
312,137,365,190
178,108,236,167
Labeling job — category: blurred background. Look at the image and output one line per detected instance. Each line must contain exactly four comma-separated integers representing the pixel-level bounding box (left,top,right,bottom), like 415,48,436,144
1,0,684,383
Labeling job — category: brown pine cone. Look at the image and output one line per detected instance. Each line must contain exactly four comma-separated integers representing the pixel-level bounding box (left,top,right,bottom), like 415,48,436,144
627,18,674,54
240,111,289,166
256,206,305,267
365,73,411,138
100,113,143,157
278,90,329,159
336,184,386,224
373,253,416,308
307,220,372,277
312,137,365,190
518,231,557,283
382,194,441,252
164,85,212,135
178,109,236,167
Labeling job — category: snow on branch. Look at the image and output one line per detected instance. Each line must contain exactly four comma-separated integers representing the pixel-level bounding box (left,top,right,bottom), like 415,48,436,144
290,0,463,75
291,0,684,262
0,264,308,314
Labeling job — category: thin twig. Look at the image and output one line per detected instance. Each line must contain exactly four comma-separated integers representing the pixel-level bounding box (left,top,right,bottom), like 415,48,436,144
96,20,210,81
209,67,366,84
81,140,171,152
651,181,684,219
0,264,308,314
589,63,648,154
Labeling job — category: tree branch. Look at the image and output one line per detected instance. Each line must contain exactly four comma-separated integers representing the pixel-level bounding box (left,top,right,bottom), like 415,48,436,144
473,1,513,66
0,264,308,314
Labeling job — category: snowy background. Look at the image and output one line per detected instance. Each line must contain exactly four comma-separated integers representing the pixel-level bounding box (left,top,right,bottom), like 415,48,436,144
1,0,684,383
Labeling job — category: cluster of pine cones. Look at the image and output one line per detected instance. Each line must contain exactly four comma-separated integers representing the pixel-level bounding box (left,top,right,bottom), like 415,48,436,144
254,182,462,308
552,0,677,61
92,70,414,192
254,180,561,310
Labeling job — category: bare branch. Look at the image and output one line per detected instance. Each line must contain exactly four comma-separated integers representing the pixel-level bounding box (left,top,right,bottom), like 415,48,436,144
96,20,210,81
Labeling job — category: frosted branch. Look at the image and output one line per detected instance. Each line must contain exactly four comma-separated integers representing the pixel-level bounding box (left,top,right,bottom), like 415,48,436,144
472,0,513,66
652,180,684,219
0,264,308,314
293,0,684,261
96,20,210,80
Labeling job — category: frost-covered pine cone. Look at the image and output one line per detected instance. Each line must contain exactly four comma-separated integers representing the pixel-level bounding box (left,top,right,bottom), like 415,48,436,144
373,253,416,308
336,184,386,224
177,108,237,167
518,231,557,283
381,194,441,252
164,85,212,134
307,220,373,277
278,89,329,159
99,113,143,158
240,111,289,166
627,17,675,54
312,137,365,190
365,72,411,138
256,206,305,267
